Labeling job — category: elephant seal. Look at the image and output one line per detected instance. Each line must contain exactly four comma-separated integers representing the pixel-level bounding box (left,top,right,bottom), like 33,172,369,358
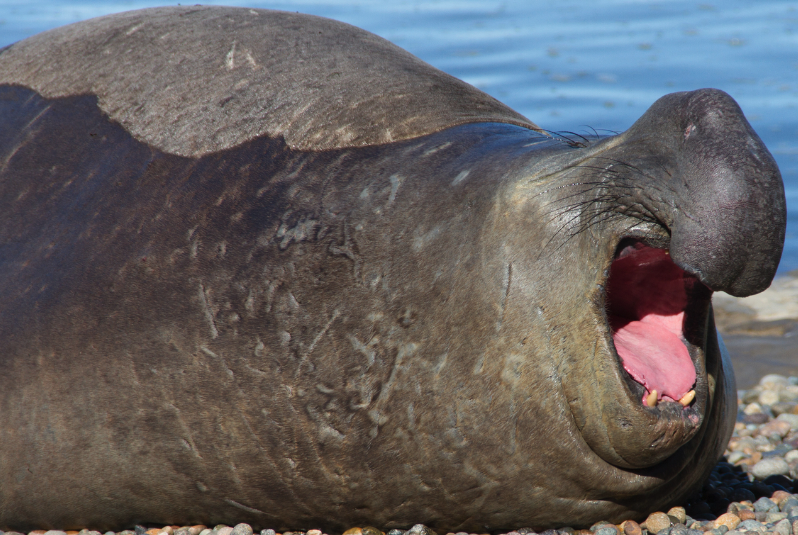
0,6,786,533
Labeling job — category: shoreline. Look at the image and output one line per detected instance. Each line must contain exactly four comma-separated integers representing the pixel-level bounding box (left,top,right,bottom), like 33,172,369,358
713,270,798,389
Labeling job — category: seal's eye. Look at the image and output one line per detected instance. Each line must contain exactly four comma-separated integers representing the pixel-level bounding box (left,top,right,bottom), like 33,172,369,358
607,242,697,407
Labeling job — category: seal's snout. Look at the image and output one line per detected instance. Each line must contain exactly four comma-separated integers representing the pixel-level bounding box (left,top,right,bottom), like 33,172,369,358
626,88,786,297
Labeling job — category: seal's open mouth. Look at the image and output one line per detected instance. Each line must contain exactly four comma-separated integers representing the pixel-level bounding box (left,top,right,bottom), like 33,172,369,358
607,240,702,409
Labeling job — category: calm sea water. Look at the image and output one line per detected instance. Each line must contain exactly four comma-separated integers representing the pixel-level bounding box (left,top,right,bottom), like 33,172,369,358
1,0,796,274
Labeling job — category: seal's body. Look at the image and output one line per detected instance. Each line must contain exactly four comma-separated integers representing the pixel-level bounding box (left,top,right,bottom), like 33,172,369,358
0,7,786,532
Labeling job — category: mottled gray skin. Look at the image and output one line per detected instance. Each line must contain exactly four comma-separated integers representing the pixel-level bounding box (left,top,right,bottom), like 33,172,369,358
0,6,786,533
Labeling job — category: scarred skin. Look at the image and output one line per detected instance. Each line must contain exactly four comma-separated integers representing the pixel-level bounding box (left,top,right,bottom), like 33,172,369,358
0,6,786,533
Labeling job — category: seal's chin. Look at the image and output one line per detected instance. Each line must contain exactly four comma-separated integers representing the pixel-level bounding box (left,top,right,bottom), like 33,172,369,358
565,238,715,469
607,241,702,408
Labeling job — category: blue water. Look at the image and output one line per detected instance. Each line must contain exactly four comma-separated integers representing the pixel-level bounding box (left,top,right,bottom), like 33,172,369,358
2,0,796,273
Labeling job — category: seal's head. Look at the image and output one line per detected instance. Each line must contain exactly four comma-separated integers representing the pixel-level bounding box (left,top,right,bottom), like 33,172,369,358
489,87,783,523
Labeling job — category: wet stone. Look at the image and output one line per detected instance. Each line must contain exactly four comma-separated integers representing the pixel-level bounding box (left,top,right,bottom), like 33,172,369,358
773,519,792,535
622,521,642,535
773,491,795,507
768,512,789,523
645,512,672,534
761,421,793,439
778,414,798,430
593,527,617,535
386,531,405,535
715,513,741,531
753,459,791,479
737,520,766,533
745,413,771,424
761,390,781,406
761,374,790,390
407,526,437,535
669,508,688,524
662,525,688,535
260,531,276,535
772,402,798,417
718,519,742,533
755,498,779,513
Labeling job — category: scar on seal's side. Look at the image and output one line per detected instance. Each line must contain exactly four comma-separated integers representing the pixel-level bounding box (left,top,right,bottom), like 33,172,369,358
0,6,786,533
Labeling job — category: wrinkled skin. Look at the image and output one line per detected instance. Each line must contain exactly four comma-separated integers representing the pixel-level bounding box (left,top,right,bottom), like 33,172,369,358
0,6,786,534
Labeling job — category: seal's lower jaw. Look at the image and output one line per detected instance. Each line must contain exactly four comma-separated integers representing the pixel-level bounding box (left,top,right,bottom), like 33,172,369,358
583,239,713,469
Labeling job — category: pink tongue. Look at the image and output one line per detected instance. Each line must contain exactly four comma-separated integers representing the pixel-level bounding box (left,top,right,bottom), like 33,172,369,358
608,244,697,402
613,314,695,401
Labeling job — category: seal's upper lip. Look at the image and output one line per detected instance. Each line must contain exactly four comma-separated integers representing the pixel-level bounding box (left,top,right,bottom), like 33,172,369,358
606,239,704,408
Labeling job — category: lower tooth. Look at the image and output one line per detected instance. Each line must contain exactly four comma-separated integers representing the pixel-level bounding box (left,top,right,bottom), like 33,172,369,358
646,390,658,407
679,390,696,406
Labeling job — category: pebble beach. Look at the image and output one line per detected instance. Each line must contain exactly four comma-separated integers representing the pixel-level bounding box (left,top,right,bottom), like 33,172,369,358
4,372,798,535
